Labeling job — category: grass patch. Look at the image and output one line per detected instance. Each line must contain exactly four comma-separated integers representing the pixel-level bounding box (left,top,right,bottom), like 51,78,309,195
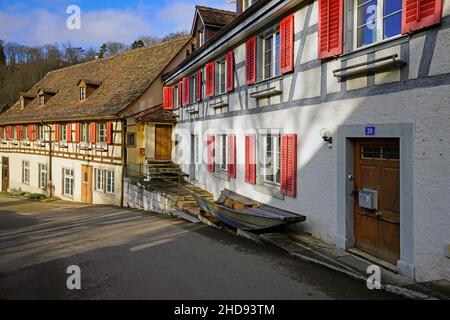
0,191,50,201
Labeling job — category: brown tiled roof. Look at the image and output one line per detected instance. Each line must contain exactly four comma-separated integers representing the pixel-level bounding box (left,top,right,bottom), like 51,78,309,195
0,103,8,114
135,105,176,123
0,36,191,125
196,6,236,27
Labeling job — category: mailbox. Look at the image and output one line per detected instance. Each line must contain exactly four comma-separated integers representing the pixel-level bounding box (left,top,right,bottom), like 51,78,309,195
359,189,378,210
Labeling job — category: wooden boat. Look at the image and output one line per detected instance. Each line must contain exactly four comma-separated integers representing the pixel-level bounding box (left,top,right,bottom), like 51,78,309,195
194,189,306,232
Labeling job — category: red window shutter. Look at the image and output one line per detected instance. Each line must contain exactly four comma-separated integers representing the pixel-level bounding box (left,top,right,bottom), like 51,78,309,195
54,124,60,141
227,134,237,179
183,77,190,106
245,134,257,185
0,127,3,140
67,124,72,142
7,126,12,140
106,122,113,145
178,81,183,107
74,123,80,143
205,62,215,97
163,86,173,110
207,134,215,173
281,134,297,198
318,0,344,59
226,51,234,92
16,125,22,140
27,125,32,140
280,15,295,74
196,69,203,102
90,122,96,144
245,37,257,84
402,0,442,34
30,125,37,141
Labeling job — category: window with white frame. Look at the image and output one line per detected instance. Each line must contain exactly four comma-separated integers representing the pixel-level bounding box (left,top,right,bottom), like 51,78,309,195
198,30,205,47
39,164,48,189
97,122,107,143
20,99,25,110
38,125,45,140
1,127,5,140
39,95,45,106
63,169,74,196
80,86,87,101
96,168,104,192
260,133,281,186
263,29,281,80
95,168,114,194
218,134,227,172
12,126,17,140
23,126,28,140
81,123,90,143
22,161,30,184
217,60,226,95
354,0,402,48
61,124,67,141
106,170,115,194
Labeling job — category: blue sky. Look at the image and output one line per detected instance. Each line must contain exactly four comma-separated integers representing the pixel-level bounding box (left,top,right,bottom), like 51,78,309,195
0,0,235,48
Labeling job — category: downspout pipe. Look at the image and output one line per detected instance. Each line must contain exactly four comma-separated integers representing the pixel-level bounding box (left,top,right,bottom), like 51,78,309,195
41,121,53,198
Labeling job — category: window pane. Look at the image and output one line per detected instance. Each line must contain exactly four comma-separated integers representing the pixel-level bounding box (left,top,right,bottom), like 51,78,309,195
383,12,401,39
357,24,377,47
264,36,273,79
357,0,377,26
383,0,402,15
274,32,281,77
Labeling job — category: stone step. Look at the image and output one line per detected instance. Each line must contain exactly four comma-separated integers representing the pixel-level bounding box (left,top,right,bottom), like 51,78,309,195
177,200,199,208
172,210,201,223
183,206,200,217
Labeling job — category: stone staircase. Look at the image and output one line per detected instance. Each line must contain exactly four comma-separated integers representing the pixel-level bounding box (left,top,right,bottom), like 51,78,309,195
134,159,215,222
143,159,185,181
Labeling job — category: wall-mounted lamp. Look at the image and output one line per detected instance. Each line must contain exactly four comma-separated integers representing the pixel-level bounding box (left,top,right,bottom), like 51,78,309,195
320,128,333,148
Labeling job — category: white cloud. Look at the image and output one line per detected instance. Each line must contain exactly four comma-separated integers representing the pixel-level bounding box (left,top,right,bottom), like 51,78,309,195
0,0,236,47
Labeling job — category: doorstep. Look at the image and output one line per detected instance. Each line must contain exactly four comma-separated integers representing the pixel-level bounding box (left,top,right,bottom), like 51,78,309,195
259,232,443,300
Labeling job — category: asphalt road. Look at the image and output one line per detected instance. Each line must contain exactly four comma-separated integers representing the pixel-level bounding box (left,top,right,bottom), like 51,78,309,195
0,196,401,300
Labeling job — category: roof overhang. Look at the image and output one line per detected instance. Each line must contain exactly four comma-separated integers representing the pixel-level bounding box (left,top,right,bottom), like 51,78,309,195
164,0,302,84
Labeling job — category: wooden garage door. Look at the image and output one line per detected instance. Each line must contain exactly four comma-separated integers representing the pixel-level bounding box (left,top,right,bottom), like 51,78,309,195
354,139,400,264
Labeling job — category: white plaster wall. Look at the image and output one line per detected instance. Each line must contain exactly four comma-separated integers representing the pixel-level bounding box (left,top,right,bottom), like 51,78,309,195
175,83,450,282
0,152,122,206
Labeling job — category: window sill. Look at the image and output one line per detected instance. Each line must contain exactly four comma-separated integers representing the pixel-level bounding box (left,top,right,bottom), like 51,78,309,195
334,54,406,79
341,34,409,60
254,183,284,200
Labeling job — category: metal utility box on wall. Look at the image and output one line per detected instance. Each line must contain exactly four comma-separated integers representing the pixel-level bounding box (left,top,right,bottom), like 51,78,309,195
359,189,378,210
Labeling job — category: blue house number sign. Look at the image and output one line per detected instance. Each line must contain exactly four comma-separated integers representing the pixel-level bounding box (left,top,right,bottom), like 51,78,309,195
365,126,376,136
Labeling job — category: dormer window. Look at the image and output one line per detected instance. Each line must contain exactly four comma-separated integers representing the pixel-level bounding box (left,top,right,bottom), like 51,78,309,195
80,86,87,101
20,99,25,110
39,95,45,106
77,79,100,101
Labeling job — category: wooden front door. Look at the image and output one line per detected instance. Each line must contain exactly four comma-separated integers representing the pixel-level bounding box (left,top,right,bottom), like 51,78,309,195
354,139,400,264
81,165,93,204
155,125,173,160
2,157,9,192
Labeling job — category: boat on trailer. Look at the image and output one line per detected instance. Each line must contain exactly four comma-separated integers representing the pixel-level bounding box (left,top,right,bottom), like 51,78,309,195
194,189,306,232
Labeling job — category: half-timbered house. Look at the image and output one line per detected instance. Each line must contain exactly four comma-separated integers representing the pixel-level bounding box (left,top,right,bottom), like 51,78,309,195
0,36,190,205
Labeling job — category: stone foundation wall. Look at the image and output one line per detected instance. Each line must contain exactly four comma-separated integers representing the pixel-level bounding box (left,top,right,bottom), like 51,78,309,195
123,178,178,214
